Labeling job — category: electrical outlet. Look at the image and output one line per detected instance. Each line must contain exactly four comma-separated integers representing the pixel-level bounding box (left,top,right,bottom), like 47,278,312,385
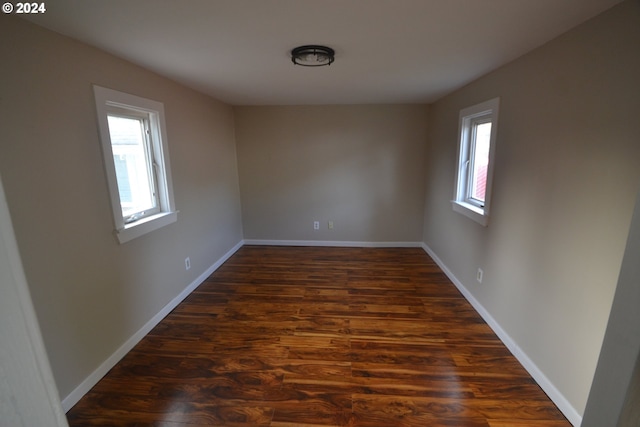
185,257,191,270
328,221,334,229
477,268,483,283
313,221,319,230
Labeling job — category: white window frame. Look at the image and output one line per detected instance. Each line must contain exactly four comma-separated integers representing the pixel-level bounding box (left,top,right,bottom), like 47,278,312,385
107,106,161,223
94,86,177,243
452,97,499,226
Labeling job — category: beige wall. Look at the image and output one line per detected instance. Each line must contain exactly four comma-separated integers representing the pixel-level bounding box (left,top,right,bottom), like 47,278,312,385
422,0,640,419
3,1,638,420
582,188,640,426
0,18,243,399
235,105,428,243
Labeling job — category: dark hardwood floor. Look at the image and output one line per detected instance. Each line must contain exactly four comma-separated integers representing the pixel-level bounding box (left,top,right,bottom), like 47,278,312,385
67,245,571,426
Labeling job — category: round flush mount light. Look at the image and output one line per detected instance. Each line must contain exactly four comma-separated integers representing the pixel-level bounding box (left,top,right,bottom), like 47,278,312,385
291,45,335,67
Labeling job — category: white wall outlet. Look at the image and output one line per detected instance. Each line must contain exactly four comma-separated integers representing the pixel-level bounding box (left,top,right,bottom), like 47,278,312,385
313,221,319,230
477,268,483,283
328,221,334,229
185,257,191,270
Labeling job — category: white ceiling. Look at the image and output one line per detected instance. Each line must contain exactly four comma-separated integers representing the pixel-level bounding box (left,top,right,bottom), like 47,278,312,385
26,0,622,105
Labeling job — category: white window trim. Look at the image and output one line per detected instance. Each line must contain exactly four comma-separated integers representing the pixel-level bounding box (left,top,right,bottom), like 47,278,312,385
94,86,177,243
452,97,500,226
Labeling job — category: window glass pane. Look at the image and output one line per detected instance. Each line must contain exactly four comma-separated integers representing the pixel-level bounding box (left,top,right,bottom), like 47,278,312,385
470,121,491,202
107,115,156,218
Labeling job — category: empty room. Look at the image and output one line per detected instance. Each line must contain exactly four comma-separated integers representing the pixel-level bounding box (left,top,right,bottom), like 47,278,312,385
1,1,639,426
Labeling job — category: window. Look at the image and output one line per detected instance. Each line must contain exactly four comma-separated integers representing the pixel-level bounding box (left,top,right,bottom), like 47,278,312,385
94,86,177,243
452,97,499,226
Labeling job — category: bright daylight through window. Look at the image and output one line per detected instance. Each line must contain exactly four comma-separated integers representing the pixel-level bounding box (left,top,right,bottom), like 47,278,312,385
453,97,499,226
108,112,158,222
94,86,177,243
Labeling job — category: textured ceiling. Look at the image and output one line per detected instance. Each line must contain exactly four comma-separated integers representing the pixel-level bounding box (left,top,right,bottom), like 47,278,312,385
25,0,622,105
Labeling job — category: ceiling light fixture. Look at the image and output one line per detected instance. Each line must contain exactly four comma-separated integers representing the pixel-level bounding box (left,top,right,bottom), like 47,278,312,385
291,45,335,67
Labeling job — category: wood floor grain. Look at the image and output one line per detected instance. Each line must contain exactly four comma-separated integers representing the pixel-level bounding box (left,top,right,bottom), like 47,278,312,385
66,246,571,426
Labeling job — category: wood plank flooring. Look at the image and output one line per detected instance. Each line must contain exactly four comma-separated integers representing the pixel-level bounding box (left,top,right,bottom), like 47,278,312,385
67,246,572,426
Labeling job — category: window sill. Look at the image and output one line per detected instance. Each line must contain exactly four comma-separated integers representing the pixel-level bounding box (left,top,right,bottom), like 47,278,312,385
451,201,488,226
115,211,178,244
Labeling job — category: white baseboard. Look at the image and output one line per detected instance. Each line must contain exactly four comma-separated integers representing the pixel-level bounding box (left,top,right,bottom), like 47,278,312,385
61,240,244,412
420,243,582,427
243,239,423,248
61,239,580,425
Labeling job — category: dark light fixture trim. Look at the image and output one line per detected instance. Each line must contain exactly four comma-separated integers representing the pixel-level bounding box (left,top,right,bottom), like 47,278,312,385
291,45,335,67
